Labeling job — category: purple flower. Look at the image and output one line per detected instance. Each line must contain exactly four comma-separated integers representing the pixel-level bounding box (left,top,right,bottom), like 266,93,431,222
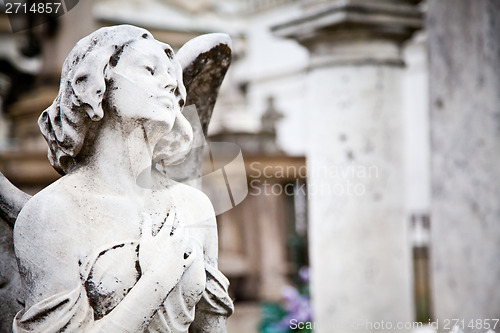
282,285,300,304
299,266,310,283
278,285,313,327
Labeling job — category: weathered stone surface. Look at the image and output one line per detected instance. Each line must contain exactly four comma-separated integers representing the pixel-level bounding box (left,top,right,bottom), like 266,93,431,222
427,0,500,329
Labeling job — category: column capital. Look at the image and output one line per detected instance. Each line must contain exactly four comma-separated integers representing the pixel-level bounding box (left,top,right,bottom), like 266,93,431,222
272,0,423,48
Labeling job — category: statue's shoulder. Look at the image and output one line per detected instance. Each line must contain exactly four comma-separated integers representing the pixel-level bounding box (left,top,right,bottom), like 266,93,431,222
171,182,214,216
13,176,83,300
14,176,80,243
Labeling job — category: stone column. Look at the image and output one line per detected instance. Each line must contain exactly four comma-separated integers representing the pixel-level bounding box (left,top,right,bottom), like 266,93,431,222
427,1,500,329
273,1,422,331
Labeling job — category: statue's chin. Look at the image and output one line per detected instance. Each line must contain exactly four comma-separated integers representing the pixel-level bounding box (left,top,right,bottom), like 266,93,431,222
152,134,192,166
153,155,189,183
153,150,189,167
152,115,194,169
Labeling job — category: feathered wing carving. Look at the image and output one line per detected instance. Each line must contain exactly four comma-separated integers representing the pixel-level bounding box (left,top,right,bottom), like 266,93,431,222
0,173,30,229
178,33,232,137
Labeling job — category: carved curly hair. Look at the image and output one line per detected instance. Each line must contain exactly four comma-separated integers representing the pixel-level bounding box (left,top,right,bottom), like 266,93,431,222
38,25,186,174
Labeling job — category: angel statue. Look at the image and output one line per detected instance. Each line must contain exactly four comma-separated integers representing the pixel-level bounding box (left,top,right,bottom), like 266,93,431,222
0,24,233,332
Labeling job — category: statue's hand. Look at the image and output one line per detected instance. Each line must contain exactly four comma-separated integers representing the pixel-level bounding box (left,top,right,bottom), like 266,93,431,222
139,210,196,286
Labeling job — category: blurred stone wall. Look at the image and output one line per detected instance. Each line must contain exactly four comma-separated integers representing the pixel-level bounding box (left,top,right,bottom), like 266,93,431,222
427,0,500,329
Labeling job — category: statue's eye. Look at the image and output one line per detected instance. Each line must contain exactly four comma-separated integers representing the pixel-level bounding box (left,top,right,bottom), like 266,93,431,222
145,66,155,75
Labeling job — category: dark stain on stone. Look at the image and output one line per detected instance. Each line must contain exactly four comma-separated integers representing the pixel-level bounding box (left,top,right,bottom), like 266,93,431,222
165,48,174,60
109,42,130,68
471,200,479,214
435,97,444,109
0,277,8,289
75,75,88,85
477,74,484,87
170,141,180,150
85,243,142,320
111,243,125,250
22,297,70,323
135,244,142,277
346,150,354,160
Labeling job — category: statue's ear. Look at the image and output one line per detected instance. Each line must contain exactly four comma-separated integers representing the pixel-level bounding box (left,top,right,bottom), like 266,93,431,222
176,33,232,137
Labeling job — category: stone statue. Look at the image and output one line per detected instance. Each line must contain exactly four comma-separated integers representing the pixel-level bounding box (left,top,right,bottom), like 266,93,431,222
0,25,233,332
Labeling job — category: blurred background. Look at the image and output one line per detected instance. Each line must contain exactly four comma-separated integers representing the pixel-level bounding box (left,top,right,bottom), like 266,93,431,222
0,0,499,332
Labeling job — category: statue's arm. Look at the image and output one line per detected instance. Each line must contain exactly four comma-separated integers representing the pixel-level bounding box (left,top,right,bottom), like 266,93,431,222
189,214,233,333
14,196,194,333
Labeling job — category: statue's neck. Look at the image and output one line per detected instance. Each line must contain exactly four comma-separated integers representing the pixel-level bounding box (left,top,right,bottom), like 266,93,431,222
76,119,158,195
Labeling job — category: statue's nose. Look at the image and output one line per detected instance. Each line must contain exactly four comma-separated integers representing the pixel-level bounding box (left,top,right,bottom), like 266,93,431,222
164,83,176,93
162,79,177,92
161,72,177,91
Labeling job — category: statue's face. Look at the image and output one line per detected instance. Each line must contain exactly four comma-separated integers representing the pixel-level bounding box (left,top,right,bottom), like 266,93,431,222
106,37,185,136
107,36,193,166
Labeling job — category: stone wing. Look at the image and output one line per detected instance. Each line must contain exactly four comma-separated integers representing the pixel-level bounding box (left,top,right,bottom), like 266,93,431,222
0,172,30,228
